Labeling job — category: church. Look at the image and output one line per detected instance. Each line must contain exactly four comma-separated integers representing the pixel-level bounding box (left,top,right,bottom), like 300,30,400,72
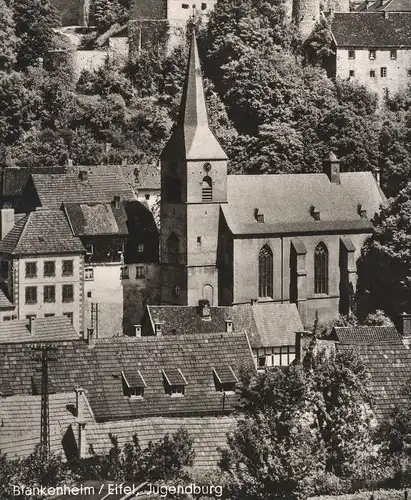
159,35,385,325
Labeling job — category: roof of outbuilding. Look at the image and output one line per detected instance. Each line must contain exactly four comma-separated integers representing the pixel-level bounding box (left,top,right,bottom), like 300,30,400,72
0,210,84,255
223,172,384,235
87,416,236,469
337,342,411,420
330,12,411,47
356,0,411,12
333,325,402,344
146,302,303,348
30,173,136,209
64,202,128,236
0,316,80,344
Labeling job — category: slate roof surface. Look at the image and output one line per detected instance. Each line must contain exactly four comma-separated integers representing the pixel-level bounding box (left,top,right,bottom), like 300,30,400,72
337,342,411,420
30,173,136,209
330,12,411,47
0,391,94,459
64,202,128,236
146,302,303,348
0,316,80,344
87,416,236,469
223,172,384,235
0,210,84,255
333,326,403,344
357,0,411,12
0,334,254,421
0,289,14,309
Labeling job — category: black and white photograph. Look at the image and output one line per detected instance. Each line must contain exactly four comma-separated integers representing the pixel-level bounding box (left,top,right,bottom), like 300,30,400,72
1,0,411,498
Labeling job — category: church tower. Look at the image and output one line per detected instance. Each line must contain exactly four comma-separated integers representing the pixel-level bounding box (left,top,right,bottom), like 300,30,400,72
159,34,228,306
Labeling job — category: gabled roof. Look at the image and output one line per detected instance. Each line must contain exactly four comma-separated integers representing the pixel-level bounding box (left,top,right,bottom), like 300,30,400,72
0,289,14,309
0,392,95,459
87,416,236,469
2,167,67,198
337,342,411,420
146,302,303,348
0,316,80,344
356,0,411,12
161,35,227,161
0,210,84,255
64,202,128,236
223,172,384,235
330,12,411,47
29,173,136,209
332,325,402,344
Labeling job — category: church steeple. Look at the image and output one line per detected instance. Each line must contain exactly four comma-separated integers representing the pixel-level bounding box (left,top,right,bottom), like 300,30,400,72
161,33,227,161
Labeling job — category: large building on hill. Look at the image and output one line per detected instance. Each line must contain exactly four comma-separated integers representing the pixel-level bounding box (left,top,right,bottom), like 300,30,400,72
159,35,385,325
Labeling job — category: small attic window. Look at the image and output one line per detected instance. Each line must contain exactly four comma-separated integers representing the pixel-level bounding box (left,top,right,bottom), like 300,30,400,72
254,208,264,223
357,204,367,219
122,370,146,398
310,206,320,221
31,373,56,395
213,366,238,393
163,368,187,396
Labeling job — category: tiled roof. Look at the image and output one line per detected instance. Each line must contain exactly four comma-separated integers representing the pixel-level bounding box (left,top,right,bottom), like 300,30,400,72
0,289,14,309
0,334,254,421
134,165,161,190
337,343,411,420
0,316,80,344
2,167,67,197
87,416,235,469
0,391,94,459
333,326,403,344
356,0,411,12
223,172,384,235
146,302,303,348
330,12,411,47
0,210,85,255
64,202,128,236
30,173,136,209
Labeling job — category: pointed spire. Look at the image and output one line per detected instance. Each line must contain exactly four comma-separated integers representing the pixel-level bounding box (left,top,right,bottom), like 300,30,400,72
161,33,227,161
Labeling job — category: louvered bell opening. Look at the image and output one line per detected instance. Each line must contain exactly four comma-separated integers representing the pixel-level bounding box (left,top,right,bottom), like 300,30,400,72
202,186,212,202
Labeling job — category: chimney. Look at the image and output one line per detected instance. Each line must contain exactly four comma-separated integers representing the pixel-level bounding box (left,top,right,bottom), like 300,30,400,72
78,170,88,181
225,320,233,333
198,299,211,319
28,316,35,334
324,151,341,184
134,324,142,337
154,323,162,336
0,208,14,240
113,195,121,209
398,312,411,338
74,387,87,458
86,328,95,347
374,167,381,185
357,204,367,219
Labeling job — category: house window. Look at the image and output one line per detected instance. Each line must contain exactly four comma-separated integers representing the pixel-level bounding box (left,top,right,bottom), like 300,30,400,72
62,260,73,276
122,370,146,398
349,70,355,77
85,244,93,255
136,266,145,278
44,313,55,318
348,49,355,59
3,316,11,321
62,284,74,303
182,3,189,7
390,49,397,60
137,243,144,253
25,262,37,279
63,312,73,324
213,366,238,393
163,368,187,396
380,67,387,78
173,284,181,297
201,2,207,9
314,242,329,294
26,314,36,320
25,286,37,304
121,266,129,279
167,232,180,264
117,243,125,254
145,194,150,200
43,285,55,303
202,176,212,202
84,267,94,280
370,70,376,78
369,49,376,60
44,261,55,277
258,244,273,298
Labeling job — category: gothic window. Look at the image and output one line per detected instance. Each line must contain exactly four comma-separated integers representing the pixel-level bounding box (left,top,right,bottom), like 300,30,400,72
167,232,179,264
314,242,329,295
202,176,212,202
258,244,273,298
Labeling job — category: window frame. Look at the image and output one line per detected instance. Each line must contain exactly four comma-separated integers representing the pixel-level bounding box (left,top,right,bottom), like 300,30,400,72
380,67,387,78
62,260,74,277
370,70,376,78
43,261,55,278
84,267,94,281
369,49,376,60
390,49,397,60
25,286,37,304
136,266,145,279
258,244,273,298
314,242,329,295
348,49,355,60
25,262,37,279
43,285,55,303
62,284,74,303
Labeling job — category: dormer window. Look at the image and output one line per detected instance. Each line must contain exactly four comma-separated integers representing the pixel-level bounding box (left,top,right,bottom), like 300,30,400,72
122,370,146,398
154,323,162,335
162,368,187,396
310,206,320,221
254,208,264,223
213,366,238,393
357,204,367,219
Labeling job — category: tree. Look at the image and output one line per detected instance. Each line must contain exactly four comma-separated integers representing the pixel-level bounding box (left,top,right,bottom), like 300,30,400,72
0,0,18,71
303,18,335,69
13,0,59,69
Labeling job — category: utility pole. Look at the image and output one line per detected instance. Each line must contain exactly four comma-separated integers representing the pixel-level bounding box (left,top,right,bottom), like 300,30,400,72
30,345,58,464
